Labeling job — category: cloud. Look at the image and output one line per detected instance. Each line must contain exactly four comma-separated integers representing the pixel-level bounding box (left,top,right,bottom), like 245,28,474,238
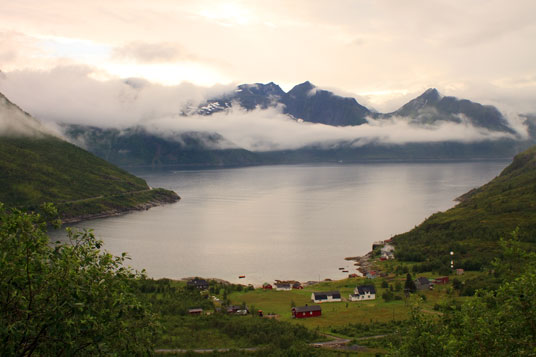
0,65,236,128
143,109,514,152
0,92,61,138
111,41,193,63
0,67,521,152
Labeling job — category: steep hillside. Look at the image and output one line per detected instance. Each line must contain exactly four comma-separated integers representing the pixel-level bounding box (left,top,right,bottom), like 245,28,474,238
0,93,179,221
393,145,536,270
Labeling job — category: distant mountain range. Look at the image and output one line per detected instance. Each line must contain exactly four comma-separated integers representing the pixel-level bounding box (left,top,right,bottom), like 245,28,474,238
56,81,536,167
191,81,514,133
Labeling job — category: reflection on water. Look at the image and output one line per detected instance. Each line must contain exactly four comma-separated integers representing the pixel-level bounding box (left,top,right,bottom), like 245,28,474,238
49,161,508,284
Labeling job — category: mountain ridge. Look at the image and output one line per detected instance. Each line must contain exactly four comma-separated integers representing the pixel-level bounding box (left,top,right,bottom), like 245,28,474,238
195,82,516,133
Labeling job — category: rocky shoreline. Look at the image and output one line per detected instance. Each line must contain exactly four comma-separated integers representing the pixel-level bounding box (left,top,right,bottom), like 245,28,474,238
59,189,180,224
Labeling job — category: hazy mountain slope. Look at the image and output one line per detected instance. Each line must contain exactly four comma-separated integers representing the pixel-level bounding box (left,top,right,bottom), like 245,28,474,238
65,125,261,168
385,88,514,133
0,93,179,221
393,145,536,269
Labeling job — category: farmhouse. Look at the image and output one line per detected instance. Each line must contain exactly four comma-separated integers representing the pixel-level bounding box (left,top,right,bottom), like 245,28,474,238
349,285,376,301
415,277,432,290
292,305,322,319
311,291,341,303
187,278,209,290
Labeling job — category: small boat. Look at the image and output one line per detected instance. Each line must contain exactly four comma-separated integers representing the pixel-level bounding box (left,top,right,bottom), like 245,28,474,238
342,270,349,273
338,267,345,270
238,275,246,279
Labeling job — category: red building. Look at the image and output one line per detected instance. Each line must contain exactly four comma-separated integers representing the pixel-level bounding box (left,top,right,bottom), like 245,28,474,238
262,283,272,289
292,305,321,319
434,276,449,284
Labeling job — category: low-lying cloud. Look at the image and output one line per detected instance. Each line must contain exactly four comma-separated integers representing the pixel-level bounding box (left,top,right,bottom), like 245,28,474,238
140,107,515,152
0,66,522,151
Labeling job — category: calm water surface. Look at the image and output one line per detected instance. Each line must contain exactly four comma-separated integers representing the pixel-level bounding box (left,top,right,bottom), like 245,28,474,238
50,162,508,284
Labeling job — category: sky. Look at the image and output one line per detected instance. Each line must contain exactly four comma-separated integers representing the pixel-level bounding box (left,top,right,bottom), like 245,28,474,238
0,1,535,150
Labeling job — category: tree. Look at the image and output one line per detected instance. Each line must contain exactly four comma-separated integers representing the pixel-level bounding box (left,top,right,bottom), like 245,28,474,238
0,203,157,356
404,273,416,293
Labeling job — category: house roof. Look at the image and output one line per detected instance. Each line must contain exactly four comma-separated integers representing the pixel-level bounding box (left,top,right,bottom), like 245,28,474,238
356,285,376,295
293,305,322,313
313,291,341,300
275,283,291,288
187,278,208,285
415,277,430,285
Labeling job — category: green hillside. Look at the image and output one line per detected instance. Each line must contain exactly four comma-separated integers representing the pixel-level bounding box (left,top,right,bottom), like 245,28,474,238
0,136,179,221
393,145,536,270
0,93,179,221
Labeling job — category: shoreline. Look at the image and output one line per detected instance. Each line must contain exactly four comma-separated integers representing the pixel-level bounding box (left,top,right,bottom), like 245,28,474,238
58,188,180,224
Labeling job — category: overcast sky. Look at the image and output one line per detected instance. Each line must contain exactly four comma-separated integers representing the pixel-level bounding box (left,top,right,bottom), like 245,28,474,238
1,0,535,114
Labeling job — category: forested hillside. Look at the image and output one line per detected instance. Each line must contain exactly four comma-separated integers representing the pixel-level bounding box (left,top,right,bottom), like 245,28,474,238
393,145,536,270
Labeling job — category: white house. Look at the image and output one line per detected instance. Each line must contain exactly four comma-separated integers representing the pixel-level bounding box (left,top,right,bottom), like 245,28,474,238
311,291,342,303
349,285,376,301
381,244,395,259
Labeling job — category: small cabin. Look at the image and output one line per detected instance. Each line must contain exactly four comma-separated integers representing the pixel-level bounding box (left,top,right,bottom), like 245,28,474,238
415,277,432,290
188,308,203,315
275,283,292,291
456,268,464,275
187,278,209,290
292,305,321,319
349,285,376,301
311,291,341,303
262,283,273,290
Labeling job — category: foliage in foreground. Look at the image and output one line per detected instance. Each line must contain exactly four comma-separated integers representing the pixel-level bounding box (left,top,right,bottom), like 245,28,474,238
137,278,320,351
392,234,536,356
0,203,157,356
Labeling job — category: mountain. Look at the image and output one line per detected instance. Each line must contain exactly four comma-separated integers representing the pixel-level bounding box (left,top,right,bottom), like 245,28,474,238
193,81,370,126
384,88,514,133
281,81,370,126
0,93,179,222
194,83,515,132
193,82,285,115
57,82,531,168
392,145,536,270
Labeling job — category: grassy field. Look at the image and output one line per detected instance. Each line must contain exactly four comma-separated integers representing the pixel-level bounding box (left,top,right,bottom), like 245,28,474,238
228,274,466,332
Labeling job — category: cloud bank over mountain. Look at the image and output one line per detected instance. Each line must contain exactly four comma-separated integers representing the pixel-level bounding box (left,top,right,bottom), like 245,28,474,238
0,66,523,152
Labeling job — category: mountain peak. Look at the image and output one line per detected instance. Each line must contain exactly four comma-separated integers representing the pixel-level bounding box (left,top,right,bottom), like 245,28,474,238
419,88,441,101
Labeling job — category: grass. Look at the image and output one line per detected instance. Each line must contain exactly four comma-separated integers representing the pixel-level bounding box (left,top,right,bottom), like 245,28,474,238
228,275,465,332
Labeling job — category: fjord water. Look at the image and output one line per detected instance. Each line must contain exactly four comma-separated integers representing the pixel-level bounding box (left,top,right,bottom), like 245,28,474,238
51,162,508,284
